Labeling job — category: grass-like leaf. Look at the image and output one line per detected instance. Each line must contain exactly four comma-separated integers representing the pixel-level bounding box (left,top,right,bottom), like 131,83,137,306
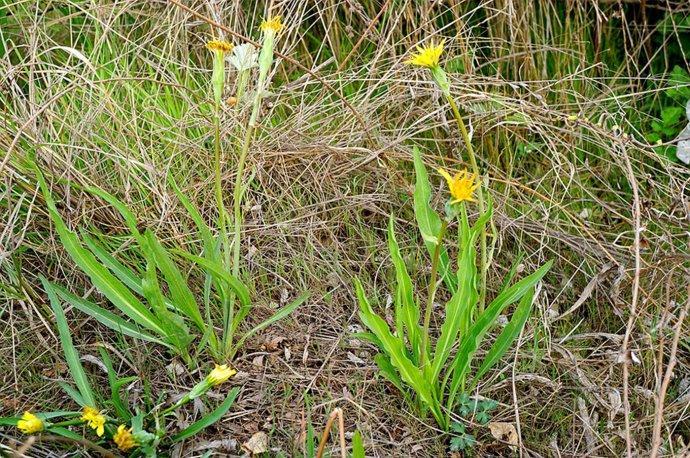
42,277,97,407
172,387,240,442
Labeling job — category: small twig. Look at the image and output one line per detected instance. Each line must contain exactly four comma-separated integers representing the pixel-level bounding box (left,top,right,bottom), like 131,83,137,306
315,407,347,458
617,139,641,458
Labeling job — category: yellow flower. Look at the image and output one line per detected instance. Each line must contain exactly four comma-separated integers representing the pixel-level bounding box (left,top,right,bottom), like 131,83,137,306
437,168,479,204
206,40,234,53
207,364,236,386
81,406,106,437
17,411,43,434
260,16,284,34
113,425,137,452
405,40,445,68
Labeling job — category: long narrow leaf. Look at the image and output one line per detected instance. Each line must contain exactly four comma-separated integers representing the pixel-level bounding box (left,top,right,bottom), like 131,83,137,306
233,292,308,353
81,232,143,293
387,217,420,359
172,387,240,442
354,278,440,420
34,167,165,335
470,286,535,389
412,147,456,293
174,250,250,306
51,283,168,347
446,260,552,411
42,277,96,407
145,231,205,330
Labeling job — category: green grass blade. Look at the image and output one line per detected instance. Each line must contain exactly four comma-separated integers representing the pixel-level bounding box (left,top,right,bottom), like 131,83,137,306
98,347,132,421
233,292,308,353
81,232,143,293
84,186,142,240
430,227,478,382
42,277,96,407
412,147,456,293
470,286,535,390
351,430,365,458
172,387,240,442
174,250,250,306
169,175,214,257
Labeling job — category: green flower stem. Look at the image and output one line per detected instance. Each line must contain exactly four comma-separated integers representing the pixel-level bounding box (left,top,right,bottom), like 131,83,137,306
444,93,488,313
225,30,277,356
50,419,86,428
210,49,232,348
420,219,448,369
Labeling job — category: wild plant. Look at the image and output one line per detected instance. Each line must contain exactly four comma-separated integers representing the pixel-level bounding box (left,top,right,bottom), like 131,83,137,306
32,16,307,364
0,279,238,456
354,148,552,430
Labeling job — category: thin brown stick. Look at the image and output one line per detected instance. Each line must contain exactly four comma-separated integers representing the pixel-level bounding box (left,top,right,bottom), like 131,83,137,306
617,140,642,458
315,407,346,458
650,286,690,458
167,0,373,144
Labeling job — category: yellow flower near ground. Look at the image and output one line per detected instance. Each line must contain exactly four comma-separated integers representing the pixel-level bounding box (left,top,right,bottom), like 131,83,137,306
17,411,43,434
207,364,237,386
437,168,479,204
405,40,445,69
113,424,137,451
81,406,106,437
260,16,284,34
206,40,234,53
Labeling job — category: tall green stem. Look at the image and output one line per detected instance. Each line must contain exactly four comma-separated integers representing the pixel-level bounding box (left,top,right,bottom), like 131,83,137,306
445,94,488,312
420,220,448,369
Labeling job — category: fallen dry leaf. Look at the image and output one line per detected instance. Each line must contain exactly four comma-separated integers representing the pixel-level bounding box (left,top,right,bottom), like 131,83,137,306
488,422,518,447
242,431,269,455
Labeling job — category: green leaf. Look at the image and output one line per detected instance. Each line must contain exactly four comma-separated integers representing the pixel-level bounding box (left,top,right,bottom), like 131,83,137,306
233,292,308,353
81,232,143,293
42,277,96,407
387,217,420,359
430,221,478,382
470,287,535,389
412,147,456,293
374,353,406,395
354,278,441,423
98,347,132,421
141,252,192,353
175,250,251,307
169,175,215,259
172,387,240,442
351,430,365,458
34,166,165,336
446,260,552,411
84,186,142,240
144,231,205,330
50,283,168,347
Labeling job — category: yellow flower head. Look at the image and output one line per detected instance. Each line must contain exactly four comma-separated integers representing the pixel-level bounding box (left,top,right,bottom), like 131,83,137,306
207,364,236,386
206,40,234,54
81,406,106,437
113,424,137,452
437,168,479,204
260,16,284,34
405,40,445,69
17,411,43,434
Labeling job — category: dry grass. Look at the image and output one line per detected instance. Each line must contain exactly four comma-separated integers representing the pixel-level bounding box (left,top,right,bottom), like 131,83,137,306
1,0,690,456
